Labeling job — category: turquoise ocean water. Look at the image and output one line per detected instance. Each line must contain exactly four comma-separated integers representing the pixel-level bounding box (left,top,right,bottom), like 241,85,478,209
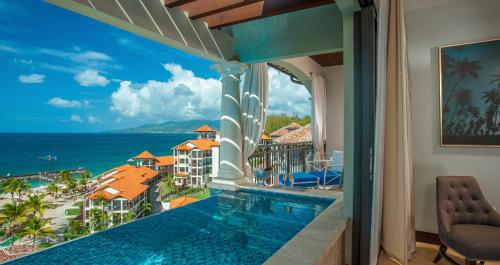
0,133,192,179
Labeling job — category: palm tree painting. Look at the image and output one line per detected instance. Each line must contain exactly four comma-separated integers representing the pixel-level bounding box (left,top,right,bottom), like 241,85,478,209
440,38,500,146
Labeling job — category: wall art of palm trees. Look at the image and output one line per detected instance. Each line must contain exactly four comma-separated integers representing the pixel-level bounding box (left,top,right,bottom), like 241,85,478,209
440,38,500,146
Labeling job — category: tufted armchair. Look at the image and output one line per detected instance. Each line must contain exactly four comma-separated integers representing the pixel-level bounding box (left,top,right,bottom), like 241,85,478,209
435,176,500,265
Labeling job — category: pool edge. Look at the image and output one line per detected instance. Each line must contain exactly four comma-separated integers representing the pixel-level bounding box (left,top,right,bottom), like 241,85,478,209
263,195,349,265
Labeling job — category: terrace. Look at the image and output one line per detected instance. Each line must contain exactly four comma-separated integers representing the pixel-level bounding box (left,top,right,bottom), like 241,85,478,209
4,0,500,265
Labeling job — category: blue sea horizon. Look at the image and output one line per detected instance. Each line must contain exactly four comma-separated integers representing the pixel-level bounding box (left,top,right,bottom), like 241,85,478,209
0,133,192,177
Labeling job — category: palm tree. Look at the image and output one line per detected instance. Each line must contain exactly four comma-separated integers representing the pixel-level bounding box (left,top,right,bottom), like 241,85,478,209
447,88,476,134
125,211,137,222
93,194,107,212
26,194,46,217
15,181,31,201
489,71,500,134
66,180,78,202
444,58,481,112
68,219,88,236
79,172,91,190
47,182,59,201
0,202,28,248
140,202,152,216
19,217,54,247
59,170,71,183
88,208,102,232
2,179,21,203
482,88,500,135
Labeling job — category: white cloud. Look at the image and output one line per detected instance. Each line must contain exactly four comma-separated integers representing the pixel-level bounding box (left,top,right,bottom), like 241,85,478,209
267,67,310,117
38,48,118,72
110,63,221,121
74,70,110,87
109,64,310,122
48,97,90,108
18,73,45,84
70,114,82,122
87,115,101,124
0,43,19,53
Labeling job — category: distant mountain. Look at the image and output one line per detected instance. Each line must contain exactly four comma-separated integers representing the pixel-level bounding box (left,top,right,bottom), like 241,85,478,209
106,120,220,134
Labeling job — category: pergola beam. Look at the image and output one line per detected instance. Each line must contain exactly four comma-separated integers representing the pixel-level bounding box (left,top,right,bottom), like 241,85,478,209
164,0,197,8
189,0,263,20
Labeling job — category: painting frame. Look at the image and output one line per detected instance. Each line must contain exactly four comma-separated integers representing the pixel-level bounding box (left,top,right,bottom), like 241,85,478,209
439,37,500,147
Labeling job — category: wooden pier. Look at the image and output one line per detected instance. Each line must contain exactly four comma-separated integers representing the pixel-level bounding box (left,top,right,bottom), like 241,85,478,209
0,168,87,183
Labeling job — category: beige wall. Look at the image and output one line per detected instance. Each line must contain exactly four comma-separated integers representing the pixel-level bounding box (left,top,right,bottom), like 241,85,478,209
325,65,344,158
406,0,500,233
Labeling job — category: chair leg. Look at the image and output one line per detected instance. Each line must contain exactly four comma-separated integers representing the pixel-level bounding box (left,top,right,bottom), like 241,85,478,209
434,244,447,263
465,259,477,265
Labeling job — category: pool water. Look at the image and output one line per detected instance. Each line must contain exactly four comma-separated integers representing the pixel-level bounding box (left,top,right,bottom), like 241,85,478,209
26,179,50,188
5,189,334,265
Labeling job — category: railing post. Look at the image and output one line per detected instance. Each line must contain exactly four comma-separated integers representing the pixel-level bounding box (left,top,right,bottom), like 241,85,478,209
302,148,306,172
286,148,291,174
265,145,271,168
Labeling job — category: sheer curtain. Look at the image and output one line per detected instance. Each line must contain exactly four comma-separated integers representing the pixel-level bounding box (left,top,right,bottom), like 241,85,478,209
370,0,415,264
311,74,327,160
241,63,269,178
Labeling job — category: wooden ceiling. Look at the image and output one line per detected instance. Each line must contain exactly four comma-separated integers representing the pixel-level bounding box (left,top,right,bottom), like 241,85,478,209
310,51,343,66
165,0,335,29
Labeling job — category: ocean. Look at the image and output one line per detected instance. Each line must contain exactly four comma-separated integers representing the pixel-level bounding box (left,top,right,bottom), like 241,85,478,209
0,133,193,177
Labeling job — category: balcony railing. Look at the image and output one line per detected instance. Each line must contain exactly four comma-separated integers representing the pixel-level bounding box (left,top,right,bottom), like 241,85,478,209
249,141,314,184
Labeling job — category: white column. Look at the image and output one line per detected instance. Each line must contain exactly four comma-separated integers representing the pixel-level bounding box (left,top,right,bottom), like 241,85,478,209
209,61,248,189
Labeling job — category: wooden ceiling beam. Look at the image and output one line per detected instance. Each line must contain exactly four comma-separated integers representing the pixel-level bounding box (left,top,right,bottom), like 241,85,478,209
189,0,263,20
207,0,335,29
310,51,344,66
165,0,198,8
203,1,264,29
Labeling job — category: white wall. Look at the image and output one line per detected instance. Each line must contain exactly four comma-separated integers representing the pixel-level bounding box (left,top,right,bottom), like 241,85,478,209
325,65,344,158
406,0,500,233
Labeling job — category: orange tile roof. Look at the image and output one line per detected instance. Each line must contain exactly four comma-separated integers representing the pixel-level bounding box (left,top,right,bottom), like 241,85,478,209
261,134,272,140
134,150,155,159
175,172,189,177
193,125,216,132
170,196,199,209
188,139,219,151
155,155,174,166
269,122,303,137
172,139,219,151
274,124,312,144
86,164,158,201
174,143,193,151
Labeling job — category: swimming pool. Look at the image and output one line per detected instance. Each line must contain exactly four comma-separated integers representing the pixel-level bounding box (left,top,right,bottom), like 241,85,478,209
5,189,334,265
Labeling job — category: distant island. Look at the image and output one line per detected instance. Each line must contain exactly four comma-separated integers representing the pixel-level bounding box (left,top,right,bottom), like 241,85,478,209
106,120,220,134
106,115,311,134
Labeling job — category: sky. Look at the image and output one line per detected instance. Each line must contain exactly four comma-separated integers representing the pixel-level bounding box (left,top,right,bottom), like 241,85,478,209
0,0,310,133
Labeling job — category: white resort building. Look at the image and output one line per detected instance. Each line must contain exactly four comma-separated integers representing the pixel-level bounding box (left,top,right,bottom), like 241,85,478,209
133,151,174,175
172,125,220,188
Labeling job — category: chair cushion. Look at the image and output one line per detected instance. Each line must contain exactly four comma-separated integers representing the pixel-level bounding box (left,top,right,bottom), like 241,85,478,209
447,224,500,260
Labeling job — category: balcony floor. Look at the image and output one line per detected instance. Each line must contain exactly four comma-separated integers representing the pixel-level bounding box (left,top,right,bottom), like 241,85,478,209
378,242,500,265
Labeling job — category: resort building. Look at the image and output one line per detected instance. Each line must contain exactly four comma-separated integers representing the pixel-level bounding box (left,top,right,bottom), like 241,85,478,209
83,164,160,226
260,134,273,145
133,151,174,175
269,122,302,139
172,125,220,188
273,123,312,144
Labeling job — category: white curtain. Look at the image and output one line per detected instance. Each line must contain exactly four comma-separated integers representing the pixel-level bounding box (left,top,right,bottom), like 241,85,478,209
311,74,327,160
370,0,415,264
241,63,269,178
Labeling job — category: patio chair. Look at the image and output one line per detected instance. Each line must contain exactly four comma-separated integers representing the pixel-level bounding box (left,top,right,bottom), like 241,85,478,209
435,176,500,265
278,150,343,189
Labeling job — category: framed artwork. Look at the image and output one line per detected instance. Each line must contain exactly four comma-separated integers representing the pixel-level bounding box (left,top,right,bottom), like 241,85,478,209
439,37,500,147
